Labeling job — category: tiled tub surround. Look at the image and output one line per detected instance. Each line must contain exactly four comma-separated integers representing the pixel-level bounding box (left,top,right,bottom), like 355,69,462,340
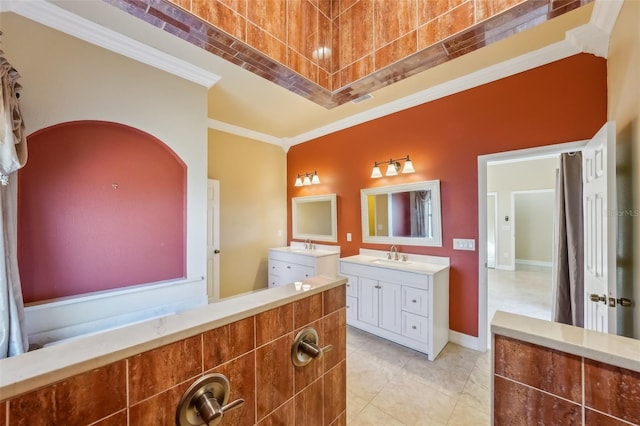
491,311,640,425
0,276,347,425
103,0,592,107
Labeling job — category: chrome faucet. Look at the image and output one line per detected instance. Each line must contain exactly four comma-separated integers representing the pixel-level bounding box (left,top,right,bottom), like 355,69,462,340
304,238,312,250
389,245,399,261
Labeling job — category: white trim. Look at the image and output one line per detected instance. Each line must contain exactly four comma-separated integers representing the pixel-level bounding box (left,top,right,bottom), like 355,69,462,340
448,329,481,351
478,141,589,351
207,119,285,147
515,259,553,268
486,192,498,269
2,0,221,88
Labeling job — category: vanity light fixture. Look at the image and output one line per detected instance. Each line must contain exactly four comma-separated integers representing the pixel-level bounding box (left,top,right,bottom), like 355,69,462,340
294,171,320,186
371,155,415,178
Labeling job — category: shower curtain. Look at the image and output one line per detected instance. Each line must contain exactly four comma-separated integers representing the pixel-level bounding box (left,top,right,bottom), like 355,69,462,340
0,41,29,358
552,153,584,327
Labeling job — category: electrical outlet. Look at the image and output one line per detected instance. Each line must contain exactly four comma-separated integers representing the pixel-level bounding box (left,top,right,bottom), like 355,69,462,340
453,238,476,251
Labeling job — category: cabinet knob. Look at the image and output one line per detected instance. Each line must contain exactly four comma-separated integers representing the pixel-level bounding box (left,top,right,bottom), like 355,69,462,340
346,284,350,287
287,266,291,269
412,325,417,330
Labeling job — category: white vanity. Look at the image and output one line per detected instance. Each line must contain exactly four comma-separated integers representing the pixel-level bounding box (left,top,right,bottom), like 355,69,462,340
268,243,340,288
340,249,449,361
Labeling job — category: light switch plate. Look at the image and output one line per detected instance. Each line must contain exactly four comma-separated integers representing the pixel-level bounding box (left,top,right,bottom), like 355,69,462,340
453,238,475,251
346,233,352,242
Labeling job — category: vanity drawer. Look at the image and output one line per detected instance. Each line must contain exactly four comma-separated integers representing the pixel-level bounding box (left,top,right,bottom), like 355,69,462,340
402,311,428,342
402,287,428,317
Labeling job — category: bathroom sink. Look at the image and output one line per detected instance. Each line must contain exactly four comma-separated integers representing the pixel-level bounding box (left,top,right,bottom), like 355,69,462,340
370,258,412,266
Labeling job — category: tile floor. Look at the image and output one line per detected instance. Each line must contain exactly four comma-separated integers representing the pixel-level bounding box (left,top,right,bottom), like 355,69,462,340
487,265,553,342
346,326,491,425
346,266,552,425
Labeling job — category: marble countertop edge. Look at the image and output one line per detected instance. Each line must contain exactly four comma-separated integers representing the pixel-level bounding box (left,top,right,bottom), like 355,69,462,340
491,311,640,373
0,276,346,400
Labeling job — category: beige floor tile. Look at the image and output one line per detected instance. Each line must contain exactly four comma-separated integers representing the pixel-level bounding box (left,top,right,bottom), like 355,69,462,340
447,401,491,426
459,376,491,415
369,374,457,425
349,403,407,426
347,390,368,423
347,350,402,402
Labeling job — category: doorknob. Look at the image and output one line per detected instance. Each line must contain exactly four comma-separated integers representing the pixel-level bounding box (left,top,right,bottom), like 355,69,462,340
617,297,632,307
214,249,220,254
589,294,607,304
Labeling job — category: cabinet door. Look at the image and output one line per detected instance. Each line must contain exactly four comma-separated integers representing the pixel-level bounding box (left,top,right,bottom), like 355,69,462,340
358,277,379,327
379,281,402,334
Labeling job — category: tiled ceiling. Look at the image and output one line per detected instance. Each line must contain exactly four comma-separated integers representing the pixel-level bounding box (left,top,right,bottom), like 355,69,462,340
103,0,592,109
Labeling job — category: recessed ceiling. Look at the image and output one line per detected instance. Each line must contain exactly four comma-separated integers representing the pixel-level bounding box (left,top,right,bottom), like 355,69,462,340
5,0,606,145
105,0,592,109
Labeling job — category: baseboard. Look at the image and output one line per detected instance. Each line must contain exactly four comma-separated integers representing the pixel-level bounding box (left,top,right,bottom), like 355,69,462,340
449,330,483,351
515,259,552,268
495,264,515,271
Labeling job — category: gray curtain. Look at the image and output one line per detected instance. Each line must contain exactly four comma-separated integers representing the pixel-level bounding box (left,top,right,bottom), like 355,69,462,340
0,40,29,358
552,152,584,327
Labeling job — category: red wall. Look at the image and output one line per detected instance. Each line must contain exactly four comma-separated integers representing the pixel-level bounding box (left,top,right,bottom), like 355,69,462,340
287,54,607,337
18,121,186,303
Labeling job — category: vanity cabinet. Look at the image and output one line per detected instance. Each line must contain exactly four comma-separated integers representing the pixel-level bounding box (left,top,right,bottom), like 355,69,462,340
268,247,339,288
339,256,449,361
358,278,402,334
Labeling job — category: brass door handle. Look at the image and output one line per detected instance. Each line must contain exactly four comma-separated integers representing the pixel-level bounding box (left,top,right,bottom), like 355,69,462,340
589,294,607,304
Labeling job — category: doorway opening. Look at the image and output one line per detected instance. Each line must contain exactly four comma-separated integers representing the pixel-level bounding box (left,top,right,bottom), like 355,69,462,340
477,140,588,350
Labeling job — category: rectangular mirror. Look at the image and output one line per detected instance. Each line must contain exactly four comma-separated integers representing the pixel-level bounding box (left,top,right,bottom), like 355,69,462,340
361,180,442,247
292,194,337,242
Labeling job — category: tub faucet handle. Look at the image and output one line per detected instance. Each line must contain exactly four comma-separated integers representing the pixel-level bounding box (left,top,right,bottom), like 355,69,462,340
176,373,245,426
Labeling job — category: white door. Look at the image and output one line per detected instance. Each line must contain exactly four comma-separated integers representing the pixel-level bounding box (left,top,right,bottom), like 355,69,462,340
379,281,402,334
207,179,220,302
583,122,616,333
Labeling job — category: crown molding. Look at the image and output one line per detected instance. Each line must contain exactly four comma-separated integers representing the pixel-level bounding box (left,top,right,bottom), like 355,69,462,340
1,0,221,88
208,119,285,148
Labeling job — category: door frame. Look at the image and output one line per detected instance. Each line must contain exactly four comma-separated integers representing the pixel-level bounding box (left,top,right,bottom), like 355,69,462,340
486,192,498,269
477,140,588,350
207,179,220,302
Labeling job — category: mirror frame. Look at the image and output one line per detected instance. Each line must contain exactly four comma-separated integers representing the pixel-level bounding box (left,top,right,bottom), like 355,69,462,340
361,180,442,247
292,193,338,242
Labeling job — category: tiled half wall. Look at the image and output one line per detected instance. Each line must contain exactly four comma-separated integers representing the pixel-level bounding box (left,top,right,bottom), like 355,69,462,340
0,286,347,426
493,334,640,425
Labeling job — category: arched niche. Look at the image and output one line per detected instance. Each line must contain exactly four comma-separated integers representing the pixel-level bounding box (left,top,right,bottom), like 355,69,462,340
18,120,186,303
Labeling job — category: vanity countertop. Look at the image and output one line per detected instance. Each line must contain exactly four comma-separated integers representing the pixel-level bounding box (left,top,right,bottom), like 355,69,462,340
0,275,346,400
270,244,340,258
340,249,449,275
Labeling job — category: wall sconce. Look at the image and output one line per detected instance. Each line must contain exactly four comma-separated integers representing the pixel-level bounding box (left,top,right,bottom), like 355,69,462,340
371,155,415,178
294,171,320,186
